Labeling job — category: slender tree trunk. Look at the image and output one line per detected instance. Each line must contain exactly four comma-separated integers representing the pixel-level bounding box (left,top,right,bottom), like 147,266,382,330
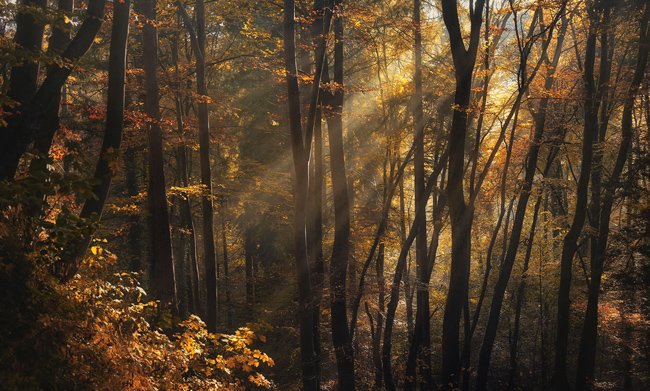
554,12,600,389
192,0,219,331
382,160,445,390
307,1,326,370
508,196,543,389
33,0,73,158
63,0,131,278
373,243,386,387
440,0,485,385
401,173,415,340
220,202,233,327
139,0,177,311
177,144,201,315
324,2,355,386
383,210,420,391
245,227,256,305
125,147,142,272
509,143,562,388
176,0,218,327
575,5,650,389
405,0,431,388
309,106,325,362
282,0,325,387
170,29,201,314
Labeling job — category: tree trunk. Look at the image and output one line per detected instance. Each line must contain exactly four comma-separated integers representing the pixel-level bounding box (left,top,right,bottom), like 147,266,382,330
125,146,142,272
373,243,386,388
440,0,485,385
0,0,107,180
170,28,201,315
63,0,131,278
245,227,256,305
554,13,599,389
324,1,355,386
7,0,46,113
382,160,446,390
575,5,649,389
220,202,233,327
33,0,73,159
177,0,219,331
139,0,177,311
282,0,324,387
404,0,432,388
193,0,219,332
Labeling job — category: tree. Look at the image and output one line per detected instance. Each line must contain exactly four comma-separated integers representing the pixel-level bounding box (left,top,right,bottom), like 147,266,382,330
322,0,355,387
404,0,431,388
138,0,177,310
575,3,650,389
64,0,132,279
177,0,219,332
0,0,108,180
439,0,485,385
281,0,332,387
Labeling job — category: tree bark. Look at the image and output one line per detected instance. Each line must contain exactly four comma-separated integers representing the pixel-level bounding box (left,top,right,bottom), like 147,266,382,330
62,0,131,279
177,0,219,331
554,10,600,389
0,0,107,180
33,0,73,158
139,0,177,311
575,4,650,389
440,0,485,385
282,0,330,386
7,0,46,113
323,1,355,386
404,0,432,388
382,157,447,390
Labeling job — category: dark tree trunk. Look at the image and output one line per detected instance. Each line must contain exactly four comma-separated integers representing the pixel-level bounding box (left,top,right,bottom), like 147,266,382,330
139,0,177,311
62,0,131,278
575,5,649,389
0,0,107,180
7,0,46,112
177,0,219,331
554,12,600,389
373,243,386,388
307,1,326,370
404,0,431,388
220,202,233,327
309,105,325,362
324,2,355,386
245,227,256,305
33,0,73,159
440,0,485,385
282,0,329,386
382,159,446,390
194,0,219,332
27,0,73,225
508,195,544,389
125,147,142,272
383,208,420,391
170,29,201,315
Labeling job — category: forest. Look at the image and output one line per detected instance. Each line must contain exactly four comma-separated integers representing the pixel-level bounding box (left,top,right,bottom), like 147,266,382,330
0,0,649,389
